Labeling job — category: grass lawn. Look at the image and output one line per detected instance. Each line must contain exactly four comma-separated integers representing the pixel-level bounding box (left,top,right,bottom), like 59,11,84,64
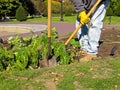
26,16,77,23
1,57,120,90
1,16,120,90
3,15,120,24
104,16,120,24
3,15,77,23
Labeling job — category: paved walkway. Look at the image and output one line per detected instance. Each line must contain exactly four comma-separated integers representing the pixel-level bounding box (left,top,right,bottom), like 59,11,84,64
0,22,75,40
18,22,75,35
0,23,47,32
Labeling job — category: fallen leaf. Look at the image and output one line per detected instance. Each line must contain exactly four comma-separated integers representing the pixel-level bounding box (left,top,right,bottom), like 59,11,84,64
90,64,98,71
113,85,118,90
51,72,57,75
54,77,59,82
75,72,84,77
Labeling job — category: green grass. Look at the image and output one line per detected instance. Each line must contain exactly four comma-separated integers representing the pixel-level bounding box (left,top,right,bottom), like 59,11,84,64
1,15,120,90
4,15,76,23
3,15,120,25
104,16,120,24
26,16,76,23
1,57,120,90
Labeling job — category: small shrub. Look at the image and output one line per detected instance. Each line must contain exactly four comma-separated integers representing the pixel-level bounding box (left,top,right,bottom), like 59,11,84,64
15,5,28,21
63,0,75,16
106,7,113,16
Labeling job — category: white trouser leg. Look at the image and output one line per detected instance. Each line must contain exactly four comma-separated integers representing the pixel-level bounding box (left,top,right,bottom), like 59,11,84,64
76,0,110,54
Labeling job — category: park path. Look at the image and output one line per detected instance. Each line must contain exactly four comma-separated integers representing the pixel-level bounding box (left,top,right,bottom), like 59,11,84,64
21,22,75,35
0,22,115,40
0,22,75,40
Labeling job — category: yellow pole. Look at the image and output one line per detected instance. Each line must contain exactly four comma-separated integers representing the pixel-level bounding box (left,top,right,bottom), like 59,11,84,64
65,0,102,45
47,0,52,59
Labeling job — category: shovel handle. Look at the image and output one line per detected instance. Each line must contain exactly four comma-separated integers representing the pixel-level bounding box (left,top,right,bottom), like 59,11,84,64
47,0,52,60
48,0,52,38
65,0,102,45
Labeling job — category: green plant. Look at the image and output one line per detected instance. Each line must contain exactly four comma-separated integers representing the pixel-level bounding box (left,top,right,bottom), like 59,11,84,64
15,5,28,21
0,27,80,71
70,39,80,49
0,46,14,71
53,41,70,64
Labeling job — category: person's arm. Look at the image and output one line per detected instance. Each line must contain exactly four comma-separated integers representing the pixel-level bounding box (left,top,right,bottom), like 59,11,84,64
71,0,90,24
71,0,85,13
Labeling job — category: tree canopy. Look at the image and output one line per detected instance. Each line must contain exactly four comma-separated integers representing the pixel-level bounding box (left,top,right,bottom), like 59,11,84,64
0,0,120,20
0,0,19,19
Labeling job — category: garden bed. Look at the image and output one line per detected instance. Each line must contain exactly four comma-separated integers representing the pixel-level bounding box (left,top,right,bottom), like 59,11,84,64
0,24,120,70
98,25,120,58
58,24,120,58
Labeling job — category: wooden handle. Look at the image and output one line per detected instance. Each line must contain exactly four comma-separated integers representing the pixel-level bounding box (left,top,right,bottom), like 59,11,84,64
65,0,102,45
47,0,52,60
48,0,52,38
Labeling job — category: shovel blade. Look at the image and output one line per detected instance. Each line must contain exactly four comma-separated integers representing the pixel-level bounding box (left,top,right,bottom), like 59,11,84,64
39,56,57,68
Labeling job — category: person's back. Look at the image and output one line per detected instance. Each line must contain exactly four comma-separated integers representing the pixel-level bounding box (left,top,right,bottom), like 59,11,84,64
71,0,98,12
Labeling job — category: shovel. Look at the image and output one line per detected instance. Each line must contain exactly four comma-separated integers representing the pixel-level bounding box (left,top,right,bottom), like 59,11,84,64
65,0,102,45
39,0,56,67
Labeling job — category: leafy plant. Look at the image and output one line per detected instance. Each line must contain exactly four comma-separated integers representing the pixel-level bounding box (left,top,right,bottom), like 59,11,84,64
0,27,80,71
0,46,14,71
69,38,81,61
70,38,80,49
13,48,29,70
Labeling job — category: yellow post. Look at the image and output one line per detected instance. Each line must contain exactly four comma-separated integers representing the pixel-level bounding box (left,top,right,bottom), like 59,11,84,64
47,0,52,59
65,0,102,45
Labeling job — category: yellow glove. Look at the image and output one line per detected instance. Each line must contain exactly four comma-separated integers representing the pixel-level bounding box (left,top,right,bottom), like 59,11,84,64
78,11,90,25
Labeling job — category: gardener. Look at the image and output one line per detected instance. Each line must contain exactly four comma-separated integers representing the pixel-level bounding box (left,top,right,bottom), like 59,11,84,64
71,0,110,62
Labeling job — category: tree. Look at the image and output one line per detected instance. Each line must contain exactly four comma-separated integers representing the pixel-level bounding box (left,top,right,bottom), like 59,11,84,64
32,0,46,16
15,5,28,21
109,0,120,16
0,0,19,20
106,7,113,16
19,0,36,16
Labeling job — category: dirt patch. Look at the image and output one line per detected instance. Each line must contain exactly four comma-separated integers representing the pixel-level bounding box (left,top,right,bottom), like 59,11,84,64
45,79,57,90
98,25,120,58
59,25,120,59
61,25,120,58
73,81,82,90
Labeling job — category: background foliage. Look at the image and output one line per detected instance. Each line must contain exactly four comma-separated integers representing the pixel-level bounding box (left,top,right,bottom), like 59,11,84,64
0,0,120,21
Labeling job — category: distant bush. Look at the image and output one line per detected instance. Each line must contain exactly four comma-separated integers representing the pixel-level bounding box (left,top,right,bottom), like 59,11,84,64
52,1,60,14
106,7,113,16
43,0,61,17
114,5,120,16
64,0,75,16
15,5,28,21
65,9,72,16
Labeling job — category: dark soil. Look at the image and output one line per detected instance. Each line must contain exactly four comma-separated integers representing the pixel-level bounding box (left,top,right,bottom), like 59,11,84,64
98,25,120,58
58,24,120,59
59,24,120,59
